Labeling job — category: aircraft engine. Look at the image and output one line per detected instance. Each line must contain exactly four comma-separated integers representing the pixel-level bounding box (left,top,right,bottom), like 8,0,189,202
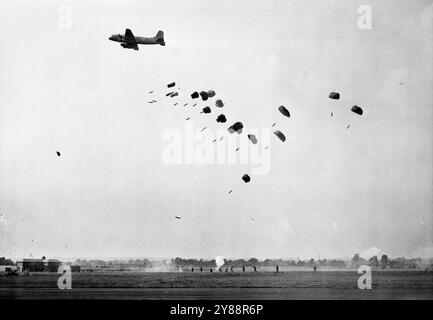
121,43,134,48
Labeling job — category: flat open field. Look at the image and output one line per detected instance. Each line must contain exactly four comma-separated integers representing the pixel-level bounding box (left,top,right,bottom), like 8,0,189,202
1,270,432,299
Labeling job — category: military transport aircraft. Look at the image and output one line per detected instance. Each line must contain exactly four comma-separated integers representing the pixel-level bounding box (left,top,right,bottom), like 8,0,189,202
109,29,165,50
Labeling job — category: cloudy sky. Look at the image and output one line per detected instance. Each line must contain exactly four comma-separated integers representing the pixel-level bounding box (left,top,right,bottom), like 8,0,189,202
0,0,432,260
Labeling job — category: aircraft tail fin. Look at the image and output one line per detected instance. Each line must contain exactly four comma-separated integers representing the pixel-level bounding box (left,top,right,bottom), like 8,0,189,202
155,30,165,46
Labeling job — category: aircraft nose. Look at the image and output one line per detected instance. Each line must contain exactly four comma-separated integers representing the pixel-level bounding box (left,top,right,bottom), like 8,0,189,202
108,35,114,41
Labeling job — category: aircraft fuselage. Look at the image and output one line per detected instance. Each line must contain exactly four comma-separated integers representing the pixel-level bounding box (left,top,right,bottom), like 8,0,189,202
109,35,162,45
109,30,165,50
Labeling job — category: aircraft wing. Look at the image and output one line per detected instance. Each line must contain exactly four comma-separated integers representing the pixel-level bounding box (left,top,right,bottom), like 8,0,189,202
124,28,137,44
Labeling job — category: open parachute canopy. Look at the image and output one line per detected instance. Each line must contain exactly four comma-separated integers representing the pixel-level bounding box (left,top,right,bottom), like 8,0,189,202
242,174,251,183
273,130,286,142
199,91,209,101
228,122,243,134
329,92,340,100
216,114,227,123
351,105,363,115
202,106,211,114
278,105,290,118
247,134,258,144
215,99,224,108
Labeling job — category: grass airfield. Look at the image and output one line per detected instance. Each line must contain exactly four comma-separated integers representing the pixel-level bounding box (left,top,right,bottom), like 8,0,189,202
1,269,432,299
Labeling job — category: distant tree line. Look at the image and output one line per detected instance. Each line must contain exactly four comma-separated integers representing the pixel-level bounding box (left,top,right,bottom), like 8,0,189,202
70,255,432,270
3,254,430,270
0,257,14,265
350,254,429,269
74,258,152,268
172,257,347,268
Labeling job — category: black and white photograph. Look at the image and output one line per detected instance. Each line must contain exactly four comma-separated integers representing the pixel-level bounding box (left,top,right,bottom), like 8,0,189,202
0,0,432,307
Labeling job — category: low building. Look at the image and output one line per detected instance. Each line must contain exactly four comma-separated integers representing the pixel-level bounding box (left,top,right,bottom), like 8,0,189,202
16,259,45,272
0,265,19,275
44,259,61,272
16,258,62,272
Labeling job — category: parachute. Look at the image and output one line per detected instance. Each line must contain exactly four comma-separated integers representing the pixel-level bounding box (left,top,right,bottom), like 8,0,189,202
170,92,178,98
215,99,224,108
329,92,340,100
191,92,199,99
228,122,243,134
167,82,176,88
56,151,61,157
207,90,216,98
200,91,209,101
242,174,251,183
201,106,211,114
247,134,258,144
278,105,290,118
216,114,227,123
273,130,286,142
351,105,363,115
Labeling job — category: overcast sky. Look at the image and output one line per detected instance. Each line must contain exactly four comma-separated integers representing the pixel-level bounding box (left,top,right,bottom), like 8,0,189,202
0,0,432,260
